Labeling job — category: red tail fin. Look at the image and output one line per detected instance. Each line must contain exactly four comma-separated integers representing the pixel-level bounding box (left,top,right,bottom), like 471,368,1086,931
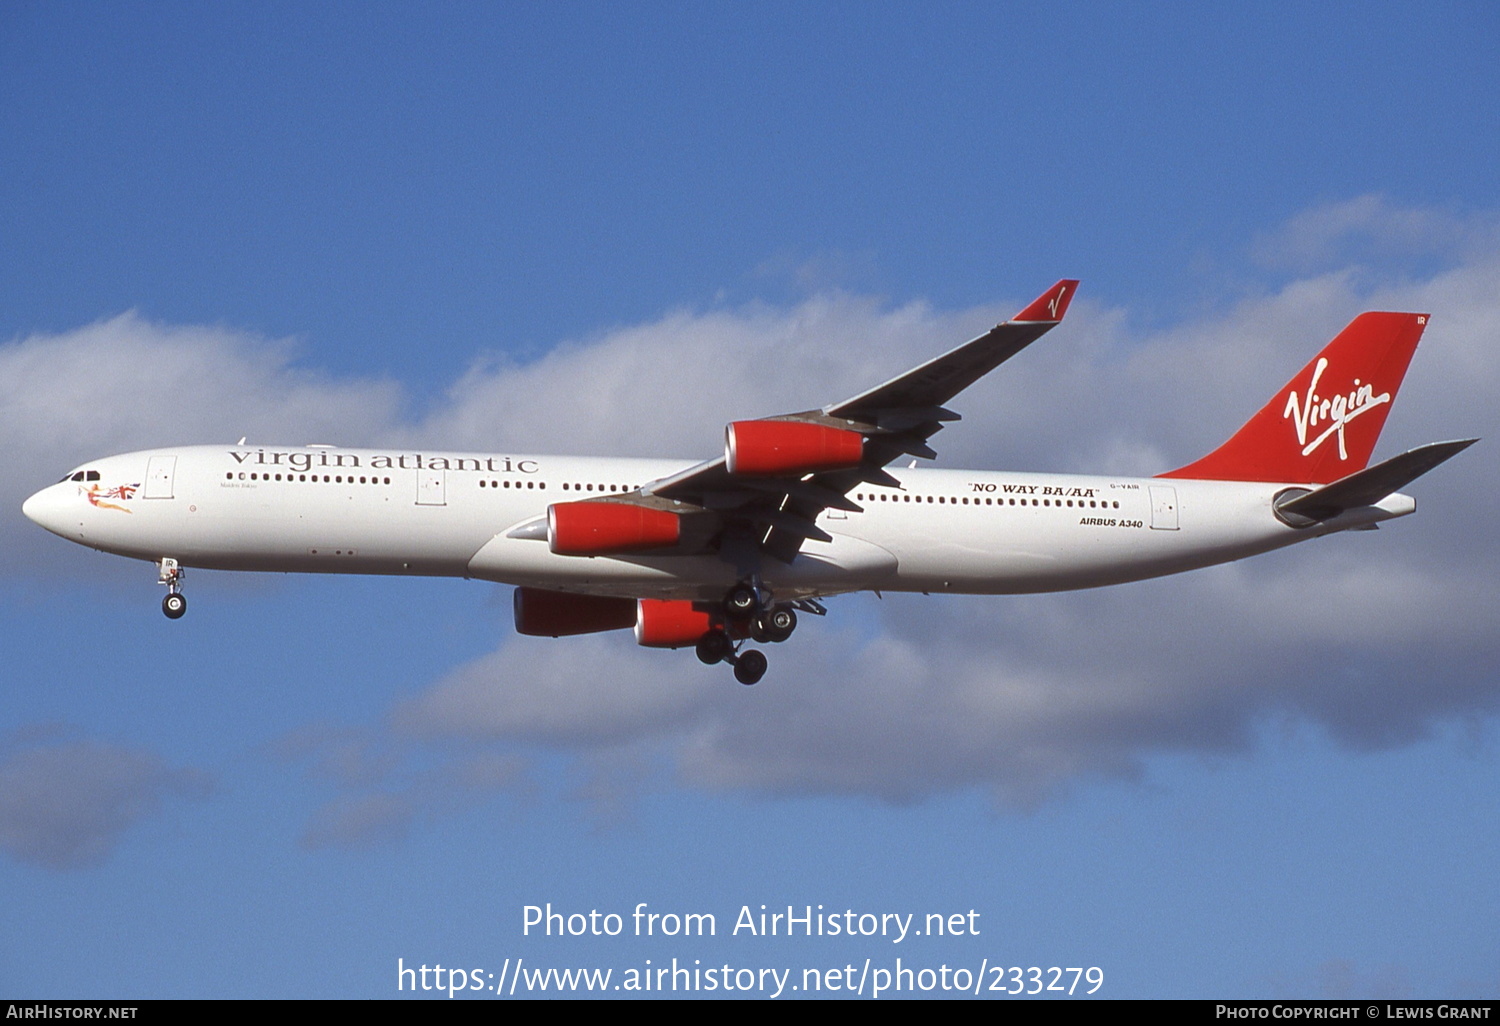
1158,312,1428,484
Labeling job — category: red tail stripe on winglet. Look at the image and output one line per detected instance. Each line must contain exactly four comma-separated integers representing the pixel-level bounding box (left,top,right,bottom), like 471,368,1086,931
1012,279,1079,323
1158,311,1428,484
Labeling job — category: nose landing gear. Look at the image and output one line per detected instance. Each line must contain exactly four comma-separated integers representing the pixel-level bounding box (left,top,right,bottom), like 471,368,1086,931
158,558,186,619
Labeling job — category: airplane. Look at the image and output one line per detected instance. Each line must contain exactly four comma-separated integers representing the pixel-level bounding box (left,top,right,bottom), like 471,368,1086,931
22,281,1476,685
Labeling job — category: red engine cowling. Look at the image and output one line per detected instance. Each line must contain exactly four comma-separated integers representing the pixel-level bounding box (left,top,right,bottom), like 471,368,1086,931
725,420,864,476
513,587,637,637
634,599,714,648
548,501,681,555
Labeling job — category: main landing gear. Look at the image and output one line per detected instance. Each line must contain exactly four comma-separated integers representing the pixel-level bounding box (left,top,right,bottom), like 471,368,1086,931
158,558,187,619
699,583,806,685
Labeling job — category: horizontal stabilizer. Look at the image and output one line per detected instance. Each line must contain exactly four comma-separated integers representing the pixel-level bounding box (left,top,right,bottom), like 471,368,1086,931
1276,439,1477,520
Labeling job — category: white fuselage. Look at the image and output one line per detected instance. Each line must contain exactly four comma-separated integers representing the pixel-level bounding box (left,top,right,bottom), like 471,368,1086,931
23,443,1415,601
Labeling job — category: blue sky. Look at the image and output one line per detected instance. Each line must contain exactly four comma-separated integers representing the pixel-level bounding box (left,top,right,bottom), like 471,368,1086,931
2,2,1498,999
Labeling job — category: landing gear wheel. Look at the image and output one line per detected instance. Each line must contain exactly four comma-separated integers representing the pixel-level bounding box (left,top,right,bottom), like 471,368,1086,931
733,649,767,686
725,583,760,617
157,558,185,619
751,606,797,644
764,606,796,643
696,630,733,665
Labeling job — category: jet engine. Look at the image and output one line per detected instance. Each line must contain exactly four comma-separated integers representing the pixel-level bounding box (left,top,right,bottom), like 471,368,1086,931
724,420,863,476
548,501,681,555
634,599,715,648
513,587,636,637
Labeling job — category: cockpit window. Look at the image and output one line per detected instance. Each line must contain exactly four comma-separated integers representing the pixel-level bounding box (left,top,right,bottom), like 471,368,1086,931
63,470,101,482
87,471,100,481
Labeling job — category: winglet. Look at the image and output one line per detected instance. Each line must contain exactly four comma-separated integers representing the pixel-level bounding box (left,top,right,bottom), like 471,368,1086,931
1011,279,1079,323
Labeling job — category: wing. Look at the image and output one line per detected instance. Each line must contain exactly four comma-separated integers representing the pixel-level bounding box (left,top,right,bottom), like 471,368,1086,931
638,279,1079,567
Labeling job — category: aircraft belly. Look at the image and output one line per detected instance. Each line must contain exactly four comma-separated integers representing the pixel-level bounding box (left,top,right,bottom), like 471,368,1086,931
468,530,898,600
466,534,729,595
773,533,898,592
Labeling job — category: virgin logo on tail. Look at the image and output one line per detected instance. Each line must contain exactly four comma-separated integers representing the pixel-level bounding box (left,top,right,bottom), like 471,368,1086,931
1157,311,1425,484
1282,357,1391,461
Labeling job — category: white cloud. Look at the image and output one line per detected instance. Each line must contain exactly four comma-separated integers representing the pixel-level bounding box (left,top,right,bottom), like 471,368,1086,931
390,551,1498,806
394,636,715,745
409,293,999,457
1250,193,1500,272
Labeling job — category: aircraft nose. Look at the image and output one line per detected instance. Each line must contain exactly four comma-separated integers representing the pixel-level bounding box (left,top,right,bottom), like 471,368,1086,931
22,484,70,534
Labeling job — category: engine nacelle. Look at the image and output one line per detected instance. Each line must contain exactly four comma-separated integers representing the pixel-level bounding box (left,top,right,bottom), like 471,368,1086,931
634,599,714,648
725,420,864,476
548,501,681,555
513,587,636,637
